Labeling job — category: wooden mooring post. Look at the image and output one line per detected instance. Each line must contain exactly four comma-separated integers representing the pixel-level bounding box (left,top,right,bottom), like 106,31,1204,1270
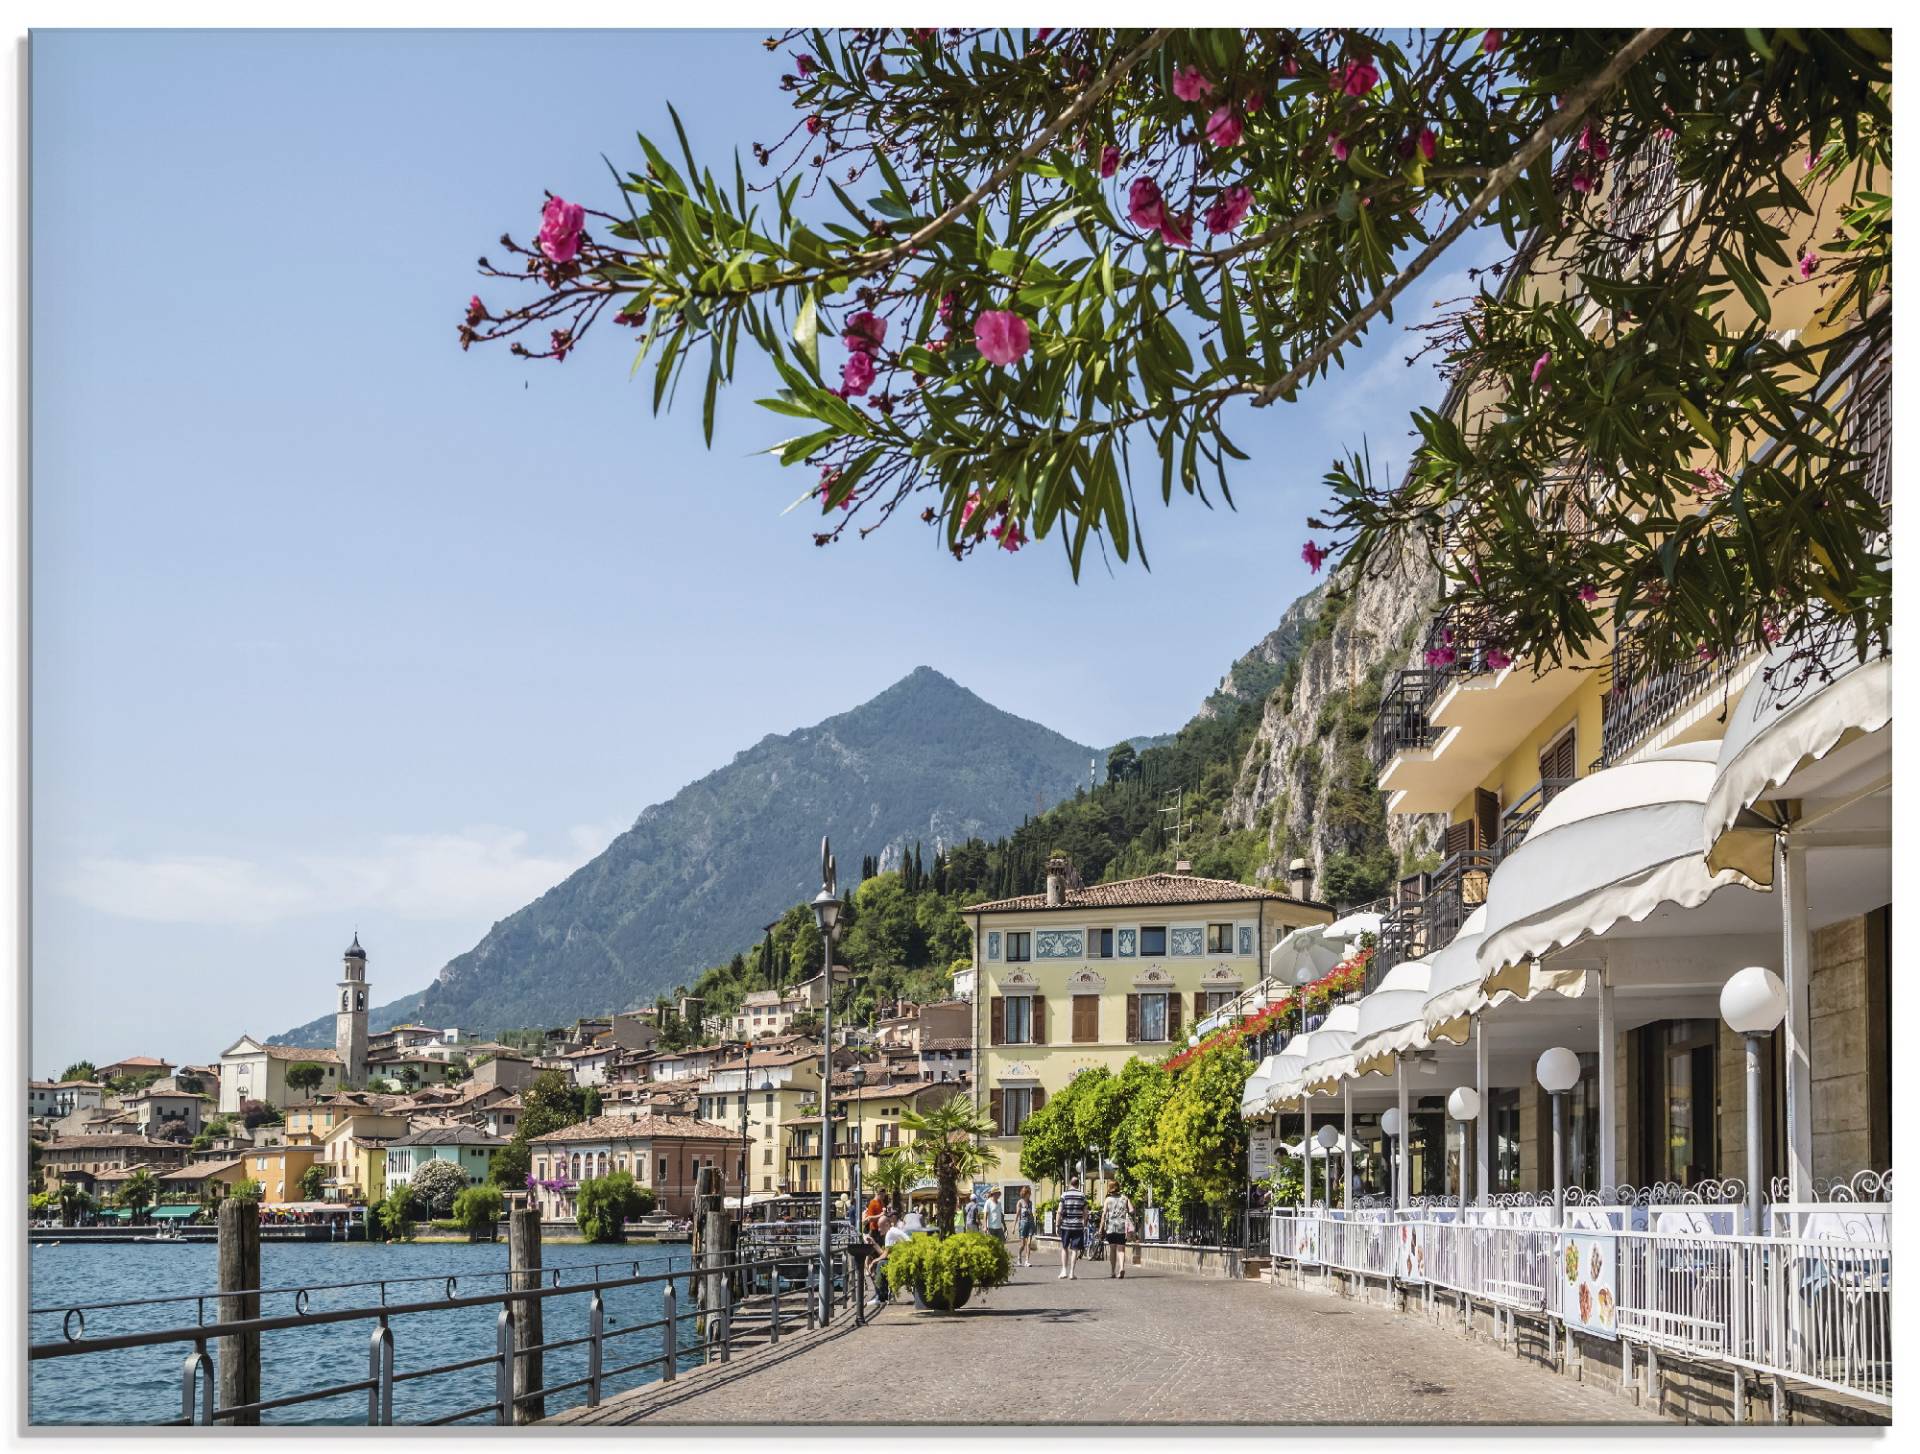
693,1167,733,1359
216,1198,261,1425
509,1201,545,1424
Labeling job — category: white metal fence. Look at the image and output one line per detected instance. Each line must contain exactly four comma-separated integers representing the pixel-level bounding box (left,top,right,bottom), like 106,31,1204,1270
1266,1210,1891,1409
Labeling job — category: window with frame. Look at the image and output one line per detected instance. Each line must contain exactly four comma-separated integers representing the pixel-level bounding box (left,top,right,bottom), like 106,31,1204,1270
1205,923,1235,953
1002,1087,1036,1132
1088,927,1115,959
1071,994,1100,1043
1200,989,1237,1016
1003,995,1035,1045
1137,992,1169,1043
658,1157,668,1181
1139,925,1168,956
1005,932,1032,962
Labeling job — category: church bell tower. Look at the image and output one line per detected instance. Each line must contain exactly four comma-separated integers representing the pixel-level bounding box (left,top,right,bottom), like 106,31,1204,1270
336,933,370,1087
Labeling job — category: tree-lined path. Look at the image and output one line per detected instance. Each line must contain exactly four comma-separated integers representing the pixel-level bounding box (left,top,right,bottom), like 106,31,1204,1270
550,1260,1662,1426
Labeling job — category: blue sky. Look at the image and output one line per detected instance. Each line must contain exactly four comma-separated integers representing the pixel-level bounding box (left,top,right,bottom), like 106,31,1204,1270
31,29,1485,1071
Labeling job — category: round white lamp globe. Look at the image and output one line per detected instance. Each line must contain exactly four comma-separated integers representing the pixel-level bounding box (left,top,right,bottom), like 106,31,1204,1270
1316,1123,1340,1150
1719,965,1789,1036
1380,1107,1403,1139
1535,1046,1581,1094
1447,1086,1481,1122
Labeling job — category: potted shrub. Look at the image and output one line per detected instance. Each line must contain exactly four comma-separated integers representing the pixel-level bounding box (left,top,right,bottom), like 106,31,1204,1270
886,1231,1011,1313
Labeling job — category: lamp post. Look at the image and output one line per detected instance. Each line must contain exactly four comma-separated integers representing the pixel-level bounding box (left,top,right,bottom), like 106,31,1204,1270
1315,1123,1339,1206
849,1063,867,1225
1535,1047,1581,1226
1446,1087,1480,1208
810,838,841,1325
1380,1107,1403,1207
1720,966,1788,1234
736,1037,753,1219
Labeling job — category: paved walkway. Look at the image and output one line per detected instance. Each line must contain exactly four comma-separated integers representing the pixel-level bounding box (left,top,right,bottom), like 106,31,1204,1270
556,1260,1664,1426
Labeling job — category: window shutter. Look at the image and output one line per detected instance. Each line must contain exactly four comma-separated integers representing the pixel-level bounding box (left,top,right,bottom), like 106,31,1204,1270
1032,1086,1046,1113
1073,995,1098,1044
990,1089,1005,1136
1168,992,1183,1038
1474,788,1501,851
990,996,1005,1046
1126,994,1140,1043
1444,819,1474,858
1031,995,1046,1045
1194,991,1207,1024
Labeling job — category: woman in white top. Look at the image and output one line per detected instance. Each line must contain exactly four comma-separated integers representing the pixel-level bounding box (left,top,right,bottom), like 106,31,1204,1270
1100,1189,1134,1279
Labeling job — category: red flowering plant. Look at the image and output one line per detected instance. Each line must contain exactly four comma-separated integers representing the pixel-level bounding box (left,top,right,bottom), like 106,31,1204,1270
463,28,1888,676
1165,944,1371,1074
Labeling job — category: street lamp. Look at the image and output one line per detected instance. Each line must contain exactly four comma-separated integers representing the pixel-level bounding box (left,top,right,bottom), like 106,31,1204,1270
1380,1107,1403,1206
810,837,841,1324
1720,966,1788,1234
736,1037,754,1219
1535,1047,1581,1225
1315,1123,1339,1206
1446,1087,1480,1208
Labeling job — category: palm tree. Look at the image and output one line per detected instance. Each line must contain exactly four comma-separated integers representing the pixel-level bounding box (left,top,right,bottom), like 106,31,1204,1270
896,1093,999,1236
117,1167,159,1221
55,1180,93,1227
868,1148,916,1217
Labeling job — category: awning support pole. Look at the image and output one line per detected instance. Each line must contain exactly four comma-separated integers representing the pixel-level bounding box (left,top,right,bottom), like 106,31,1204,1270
1395,1058,1409,1209
1598,966,1616,1193
1301,1099,1313,1208
1474,1018,1489,1206
1779,833,1814,1204
1341,1081,1353,1212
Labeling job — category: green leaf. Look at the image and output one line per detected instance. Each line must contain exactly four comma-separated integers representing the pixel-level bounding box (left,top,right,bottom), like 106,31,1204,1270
793,291,820,372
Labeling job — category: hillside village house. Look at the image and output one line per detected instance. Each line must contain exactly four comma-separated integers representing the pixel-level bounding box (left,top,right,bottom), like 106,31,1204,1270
528,1113,735,1220
37,1134,191,1189
52,1081,106,1118
558,1043,617,1087
158,1157,248,1202
647,1043,732,1084
318,1112,408,1202
784,1076,943,1198
218,1038,342,1113
28,1080,59,1120
383,1126,505,1194
692,1040,860,1198
114,1087,204,1138
243,1145,323,1204
98,1055,174,1083
967,863,1334,1200
727,988,810,1041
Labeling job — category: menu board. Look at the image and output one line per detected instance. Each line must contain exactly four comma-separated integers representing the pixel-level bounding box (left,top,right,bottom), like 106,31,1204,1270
1558,1231,1619,1340
1394,1219,1426,1284
1290,1214,1321,1266
1248,1127,1277,1180
1144,1206,1162,1242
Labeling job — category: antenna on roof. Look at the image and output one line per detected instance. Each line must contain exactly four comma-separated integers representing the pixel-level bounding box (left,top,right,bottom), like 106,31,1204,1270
1160,787,1189,853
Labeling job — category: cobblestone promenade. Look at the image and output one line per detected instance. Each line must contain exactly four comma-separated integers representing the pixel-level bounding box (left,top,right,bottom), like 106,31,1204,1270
557,1259,1664,1426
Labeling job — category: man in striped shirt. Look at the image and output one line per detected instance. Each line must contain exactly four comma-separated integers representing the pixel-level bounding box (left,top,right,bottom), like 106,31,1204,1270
1056,1175,1089,1280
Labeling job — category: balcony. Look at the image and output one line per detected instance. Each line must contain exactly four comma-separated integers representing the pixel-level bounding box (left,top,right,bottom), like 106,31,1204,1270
1367,848,1496,993
1375,602,1588,815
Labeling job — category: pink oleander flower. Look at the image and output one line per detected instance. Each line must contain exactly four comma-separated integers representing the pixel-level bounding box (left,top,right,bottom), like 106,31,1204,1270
1531,350,1552,387
1171,65,1214,101
974,309,1032,367
1127,176,1165,231
1761,616,1783,645
1328,131,1351,162
840,350,876,396
1577,124,1610,162
1485,648,1513,671
1425,646,1457,667
1282,55,1299,77
1694,466,1729,497
1205,106,1244,148
1205,184,1253,236
1578,584,1600,604
795,54,816,76
938,291,957,325
1798,250,1820,280
1156,208,1193,249
992,514,1028,552
1417,127,1438,161
466,295,487,326
806,115,822,135
843,311,887,355
1302,540,1329,573
1805,149,1820,174
1100,145,1120,178
1483,29,1504,53
1570,168,1595,194
960,492,983,529
538,196,586,264
1245,92,1264,114
1336,57,1379,97
1697,643,1719,663
1035,27,1053,43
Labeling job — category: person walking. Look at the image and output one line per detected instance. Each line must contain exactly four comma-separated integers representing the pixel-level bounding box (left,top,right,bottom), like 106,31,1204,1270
1014,1189,1037,1267
1100,1186,1134,1279
1056,1175,1089,1280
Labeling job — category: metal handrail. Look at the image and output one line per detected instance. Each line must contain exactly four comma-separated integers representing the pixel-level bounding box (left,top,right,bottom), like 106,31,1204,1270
29,1250,834,1427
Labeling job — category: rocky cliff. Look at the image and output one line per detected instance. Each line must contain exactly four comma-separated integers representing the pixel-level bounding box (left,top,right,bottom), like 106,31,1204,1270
1223,544,1449,903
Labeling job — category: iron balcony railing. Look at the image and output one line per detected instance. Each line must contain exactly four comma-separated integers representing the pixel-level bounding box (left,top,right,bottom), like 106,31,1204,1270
27,1249,859,1427
1373,667,1441,766
1606,129,1680,265
1496,776,1577,858
1368,848,1497,994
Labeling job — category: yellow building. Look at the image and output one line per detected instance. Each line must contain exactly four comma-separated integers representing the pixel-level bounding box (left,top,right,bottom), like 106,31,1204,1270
782,1077,947,1198
242,1145,324,1204
694,1044,826,1200
966,862,1331,1197
318,1112,407,1203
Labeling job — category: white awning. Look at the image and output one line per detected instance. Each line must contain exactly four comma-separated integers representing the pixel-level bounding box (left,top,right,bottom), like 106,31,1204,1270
1240,1055,1280,1117
1422,906,1587,1042
1475,743,1764,986
1341,955,1437,1073
1703,633,1892,882
1262,1003,1362,1105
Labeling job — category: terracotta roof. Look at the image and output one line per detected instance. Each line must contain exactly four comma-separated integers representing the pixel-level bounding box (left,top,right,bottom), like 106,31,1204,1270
963,872,1323,913
258,1045,341,1063
530,1112,734,1145
160,1158,245,1181
919,1037,972,1052
40,1134,186,1152
102,1056,172,1069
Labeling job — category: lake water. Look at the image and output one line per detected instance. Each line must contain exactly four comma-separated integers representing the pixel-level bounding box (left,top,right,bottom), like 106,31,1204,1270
28,1239,692,1426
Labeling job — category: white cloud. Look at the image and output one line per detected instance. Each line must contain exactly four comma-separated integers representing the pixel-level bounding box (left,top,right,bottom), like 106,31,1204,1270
56,820,627,927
